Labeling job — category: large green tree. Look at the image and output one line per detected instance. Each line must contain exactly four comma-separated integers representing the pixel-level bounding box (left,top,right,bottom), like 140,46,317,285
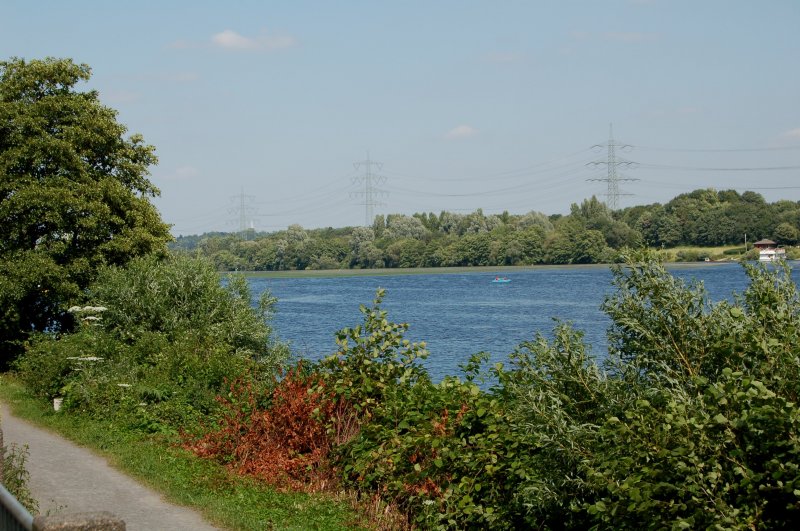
0,57,171,366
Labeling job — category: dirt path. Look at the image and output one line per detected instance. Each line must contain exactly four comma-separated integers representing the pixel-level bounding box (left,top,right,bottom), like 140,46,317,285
1,402,221,531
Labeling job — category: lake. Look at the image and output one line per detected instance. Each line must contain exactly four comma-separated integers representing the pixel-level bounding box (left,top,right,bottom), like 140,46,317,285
246,262,799,381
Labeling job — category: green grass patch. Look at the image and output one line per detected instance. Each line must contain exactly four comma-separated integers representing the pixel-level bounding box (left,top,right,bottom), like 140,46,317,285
723,246,747,255
654,245,746,262
0,375,364,531
666,244,742,255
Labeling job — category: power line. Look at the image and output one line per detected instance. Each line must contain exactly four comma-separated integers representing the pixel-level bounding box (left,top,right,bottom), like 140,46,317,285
166,205,229,223
258,196,353,218
630,144,800,153
384,165,588,198
351,152,387,226
586,124,638,210
381,147,594,183
253,170,358,206
637,163,800,171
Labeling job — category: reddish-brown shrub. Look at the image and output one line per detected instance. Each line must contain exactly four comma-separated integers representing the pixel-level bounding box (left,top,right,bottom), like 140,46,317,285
186,363,351,491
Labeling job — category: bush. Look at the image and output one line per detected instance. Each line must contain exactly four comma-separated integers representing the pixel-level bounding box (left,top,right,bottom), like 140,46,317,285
317,288,430,421
508,251,800,528
92,254,282,364
336,362,532,530
675,249,708,262
503,324,615,528
186,363,340,490
587,370,800,529
315,292,534,528
16,254,288,433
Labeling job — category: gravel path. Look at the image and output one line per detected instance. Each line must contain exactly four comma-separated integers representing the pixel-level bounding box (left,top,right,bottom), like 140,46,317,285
1,402,221,531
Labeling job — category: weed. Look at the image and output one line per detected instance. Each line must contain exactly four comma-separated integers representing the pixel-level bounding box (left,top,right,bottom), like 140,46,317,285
2,441,39,514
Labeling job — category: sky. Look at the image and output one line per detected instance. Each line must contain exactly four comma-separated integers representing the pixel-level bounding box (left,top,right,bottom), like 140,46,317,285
3,0,800,236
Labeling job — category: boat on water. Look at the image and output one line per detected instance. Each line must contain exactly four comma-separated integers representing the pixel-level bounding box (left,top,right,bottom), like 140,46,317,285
492,277,511,283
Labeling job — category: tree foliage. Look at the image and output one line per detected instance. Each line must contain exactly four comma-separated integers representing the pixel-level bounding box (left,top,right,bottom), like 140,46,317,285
177,190,800,272
0,57,171,366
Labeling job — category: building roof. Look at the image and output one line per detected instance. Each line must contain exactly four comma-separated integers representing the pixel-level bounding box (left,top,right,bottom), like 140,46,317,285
754,239,776,246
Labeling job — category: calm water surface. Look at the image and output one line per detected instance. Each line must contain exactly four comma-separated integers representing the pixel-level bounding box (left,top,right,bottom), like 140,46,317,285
247,263,799,381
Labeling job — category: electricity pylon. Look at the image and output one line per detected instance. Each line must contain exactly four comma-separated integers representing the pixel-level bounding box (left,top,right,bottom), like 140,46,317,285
352,152,387,226
229,189,257,240
586,124,638,210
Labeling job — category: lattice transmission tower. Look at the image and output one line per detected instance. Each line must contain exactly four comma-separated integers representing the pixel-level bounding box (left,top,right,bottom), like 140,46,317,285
229,189,257,240
586,124,638,210
352,152,387,226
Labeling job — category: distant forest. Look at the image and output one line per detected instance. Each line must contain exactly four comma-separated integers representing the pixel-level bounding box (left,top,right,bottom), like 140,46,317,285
171,189,800,270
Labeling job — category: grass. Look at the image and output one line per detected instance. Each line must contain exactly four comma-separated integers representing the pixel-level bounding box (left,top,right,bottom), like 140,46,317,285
662,244,745,258
0,375,366,530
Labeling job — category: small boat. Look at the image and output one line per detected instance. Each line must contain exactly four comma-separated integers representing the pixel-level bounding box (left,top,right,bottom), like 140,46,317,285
492,277,511,283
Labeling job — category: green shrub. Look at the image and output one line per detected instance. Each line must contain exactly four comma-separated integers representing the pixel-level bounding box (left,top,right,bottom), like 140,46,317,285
92,254,283,364
317,288,430,421
334,365,531,529
1,440,38,514
317,292,534,529
16,330,93,400
675,249,708,262
503,324,615,528
743,248,761,261
507,251,800,528
587,370,800,529
16,254,288,433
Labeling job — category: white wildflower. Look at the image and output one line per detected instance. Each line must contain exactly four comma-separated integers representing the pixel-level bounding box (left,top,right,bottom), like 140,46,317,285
67,305,108,313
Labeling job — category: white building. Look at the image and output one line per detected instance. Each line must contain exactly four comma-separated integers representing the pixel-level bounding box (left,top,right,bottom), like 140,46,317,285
753,239,787,262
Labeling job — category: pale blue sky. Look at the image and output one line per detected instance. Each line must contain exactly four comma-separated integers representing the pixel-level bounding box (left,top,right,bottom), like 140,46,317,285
3,0,799,235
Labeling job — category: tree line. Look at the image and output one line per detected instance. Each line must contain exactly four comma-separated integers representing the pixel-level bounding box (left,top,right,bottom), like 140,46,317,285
174,190,800,270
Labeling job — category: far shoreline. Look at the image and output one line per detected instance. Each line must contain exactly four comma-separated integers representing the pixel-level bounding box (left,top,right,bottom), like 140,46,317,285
227,260,743,279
